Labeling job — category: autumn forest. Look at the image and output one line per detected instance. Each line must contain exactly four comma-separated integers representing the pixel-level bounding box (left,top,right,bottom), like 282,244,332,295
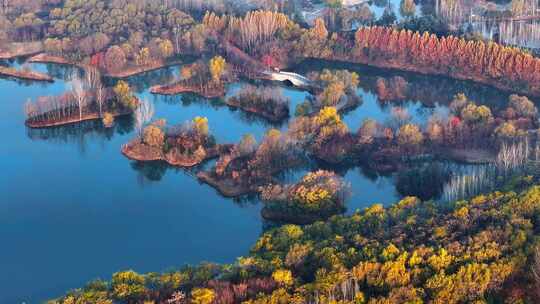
3,0,540,303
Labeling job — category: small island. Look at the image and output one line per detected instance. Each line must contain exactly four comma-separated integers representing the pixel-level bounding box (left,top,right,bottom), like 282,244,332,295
24,70,138,128
0,41,43,60
198,129,304,197
150,57,228,98
295,69,362,117
122,117,232,167
226,84,290,122
260,170,350,224
0,64,53,82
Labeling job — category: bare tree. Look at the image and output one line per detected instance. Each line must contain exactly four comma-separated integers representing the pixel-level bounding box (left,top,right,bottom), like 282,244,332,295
68,71,87,121
135,98,155,139
95,82,105,117
84,67,105,117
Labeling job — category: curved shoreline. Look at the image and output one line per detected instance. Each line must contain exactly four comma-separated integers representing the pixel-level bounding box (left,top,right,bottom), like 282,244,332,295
122,141,233,167
28,53,184,79
302,54,540,98
196,172,260,197
225,99,289,122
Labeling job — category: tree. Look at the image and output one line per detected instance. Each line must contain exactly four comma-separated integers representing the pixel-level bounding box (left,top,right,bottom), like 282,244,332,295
95,79,105,117
136,47,150,66
238,134,257,155
377,8,397,26
388,107,411,130
461,104,492,125
113,81,137,110
312,18,329,41
427,118,444,144
102,112,114,128
180,65,193,80
83,67,103,115
449,93,468,115
325,0,342,9
397,123,424,149
135,99,154,138
228,10,291,52
93,33,110,53
193,116,209,136
143,125,165,148
167,9,195,52
495,122,519,141
13,13,43,41
209,56,226,83
358,119,378,144
105,46,126,72
68,71,87,120
320,81,345,106
400,0,416,18
158,39,174,59
191,288,215,304
508,94,538,119
111,271,146,301
272,269,294,286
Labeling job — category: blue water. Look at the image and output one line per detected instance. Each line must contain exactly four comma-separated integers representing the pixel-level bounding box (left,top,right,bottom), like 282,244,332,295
0,59,512,303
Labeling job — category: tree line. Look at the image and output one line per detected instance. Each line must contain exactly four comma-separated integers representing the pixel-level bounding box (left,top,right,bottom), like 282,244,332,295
349,26,540,94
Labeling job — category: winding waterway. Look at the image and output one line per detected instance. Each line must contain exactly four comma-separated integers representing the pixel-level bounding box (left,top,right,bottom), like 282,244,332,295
0,58,530,303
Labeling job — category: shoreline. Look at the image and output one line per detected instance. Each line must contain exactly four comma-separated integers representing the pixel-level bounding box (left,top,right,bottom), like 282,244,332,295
150,83,225,98
28,54,185,79
309,55,540,98
25,110,132,128
0,66,53,82
225,99,289,123
0,42,44,60
122,142,233,168
106,59,185,79
196,172,260,197
23,51,540,99
261,207,343,225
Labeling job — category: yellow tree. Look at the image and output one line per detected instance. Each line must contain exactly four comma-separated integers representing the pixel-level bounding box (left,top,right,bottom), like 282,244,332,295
158,39,174,59
320,81,345,106
191,288,215,304
136,47,150,66
272,269,294,286
209,56,226,83
143,125,165,148
193,116,209,136
397,123,424,150
114,81,137,110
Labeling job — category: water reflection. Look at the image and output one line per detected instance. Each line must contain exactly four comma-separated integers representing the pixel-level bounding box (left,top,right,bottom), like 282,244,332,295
26,115,135,145
6,57,540,303
131,160,170,183
294,59,531,110
396,162,450,200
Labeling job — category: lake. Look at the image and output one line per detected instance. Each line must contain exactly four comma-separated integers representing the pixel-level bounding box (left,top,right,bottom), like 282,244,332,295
0,58,523,303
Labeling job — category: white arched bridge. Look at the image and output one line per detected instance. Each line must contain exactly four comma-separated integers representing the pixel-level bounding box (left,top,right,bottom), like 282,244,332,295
263,70,312,88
